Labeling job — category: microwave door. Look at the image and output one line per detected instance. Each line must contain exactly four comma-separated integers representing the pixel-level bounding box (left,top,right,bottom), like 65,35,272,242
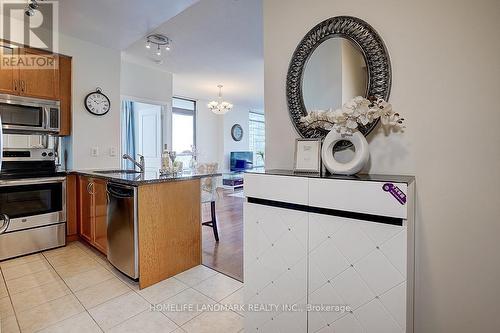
0,102,45,133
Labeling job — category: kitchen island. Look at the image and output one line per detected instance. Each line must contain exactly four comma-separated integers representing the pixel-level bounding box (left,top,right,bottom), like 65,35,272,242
67,169,221,289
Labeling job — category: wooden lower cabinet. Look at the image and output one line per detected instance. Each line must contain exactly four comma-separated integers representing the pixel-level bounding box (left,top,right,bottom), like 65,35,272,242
93,179,108,253
77,176,108,254
78,176,93,243
138,179,201,289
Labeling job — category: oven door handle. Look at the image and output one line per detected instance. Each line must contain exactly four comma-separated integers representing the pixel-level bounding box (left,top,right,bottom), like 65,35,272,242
0,177,66,187
0,214,10,234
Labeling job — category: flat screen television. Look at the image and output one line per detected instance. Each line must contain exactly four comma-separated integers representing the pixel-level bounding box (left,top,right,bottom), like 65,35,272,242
230,152,254,172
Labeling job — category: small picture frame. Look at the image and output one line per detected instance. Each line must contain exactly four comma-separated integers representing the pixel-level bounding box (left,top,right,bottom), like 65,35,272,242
294,138,322,173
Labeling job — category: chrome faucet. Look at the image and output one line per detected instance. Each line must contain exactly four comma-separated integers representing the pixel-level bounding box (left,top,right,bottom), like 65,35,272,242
122,154,145,172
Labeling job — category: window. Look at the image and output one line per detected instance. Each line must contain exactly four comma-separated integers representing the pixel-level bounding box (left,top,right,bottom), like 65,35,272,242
172,97,196,167
249,111,265,167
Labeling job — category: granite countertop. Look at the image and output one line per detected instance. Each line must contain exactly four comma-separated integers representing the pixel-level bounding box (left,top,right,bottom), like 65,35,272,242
67,169,221,186
245,169,415,184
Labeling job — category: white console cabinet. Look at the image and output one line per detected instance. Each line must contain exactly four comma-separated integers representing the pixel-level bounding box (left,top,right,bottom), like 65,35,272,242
244,171,415,333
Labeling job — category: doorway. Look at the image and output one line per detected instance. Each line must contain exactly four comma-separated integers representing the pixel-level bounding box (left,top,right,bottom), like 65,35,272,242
121,100,164,174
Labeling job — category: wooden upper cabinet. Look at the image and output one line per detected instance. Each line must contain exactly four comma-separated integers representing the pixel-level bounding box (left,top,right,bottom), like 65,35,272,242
0,42,19,95
19,48,59,100
0,39,72,135
58,55,72,136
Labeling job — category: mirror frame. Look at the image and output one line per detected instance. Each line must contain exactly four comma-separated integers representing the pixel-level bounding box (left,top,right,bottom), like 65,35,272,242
286,16,392,145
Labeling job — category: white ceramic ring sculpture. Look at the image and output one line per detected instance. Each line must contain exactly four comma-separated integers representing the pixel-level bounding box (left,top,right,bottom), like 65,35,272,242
321,131,370,175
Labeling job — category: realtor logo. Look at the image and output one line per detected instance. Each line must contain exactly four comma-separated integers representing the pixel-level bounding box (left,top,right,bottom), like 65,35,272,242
382,183,407,205
0,0,58,69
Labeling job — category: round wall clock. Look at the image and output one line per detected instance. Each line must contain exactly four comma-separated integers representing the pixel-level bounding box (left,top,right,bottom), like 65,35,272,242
84,88,111,116
231,124,243,141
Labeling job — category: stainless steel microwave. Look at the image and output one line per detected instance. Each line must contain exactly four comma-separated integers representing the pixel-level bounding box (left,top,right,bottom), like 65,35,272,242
0,94,60,134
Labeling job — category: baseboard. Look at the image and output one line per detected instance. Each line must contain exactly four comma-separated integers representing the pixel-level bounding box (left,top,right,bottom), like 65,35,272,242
66,234,80,243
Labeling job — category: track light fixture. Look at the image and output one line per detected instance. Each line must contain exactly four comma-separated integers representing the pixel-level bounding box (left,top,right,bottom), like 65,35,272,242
24,6,35,16
24,0,42,16
145,34,172,61
29,0,39,9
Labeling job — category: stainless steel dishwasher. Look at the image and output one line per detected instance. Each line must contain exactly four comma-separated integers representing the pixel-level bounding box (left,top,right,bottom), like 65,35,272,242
106,183,138,279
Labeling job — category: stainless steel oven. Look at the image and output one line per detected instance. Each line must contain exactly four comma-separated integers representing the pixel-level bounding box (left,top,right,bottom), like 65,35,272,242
0,177,66,260
0,94,60,134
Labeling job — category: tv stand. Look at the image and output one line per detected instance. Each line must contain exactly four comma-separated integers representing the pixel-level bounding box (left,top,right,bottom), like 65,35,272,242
222,172,244,191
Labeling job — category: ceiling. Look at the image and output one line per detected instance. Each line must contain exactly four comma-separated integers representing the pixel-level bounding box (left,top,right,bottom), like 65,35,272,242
123,0,264,110
58,0,200,50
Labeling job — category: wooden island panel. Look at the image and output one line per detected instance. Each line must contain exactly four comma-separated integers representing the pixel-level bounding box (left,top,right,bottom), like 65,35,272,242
137,179,201,289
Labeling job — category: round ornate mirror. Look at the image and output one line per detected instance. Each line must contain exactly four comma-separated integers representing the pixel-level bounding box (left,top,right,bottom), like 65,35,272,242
287,16,392,148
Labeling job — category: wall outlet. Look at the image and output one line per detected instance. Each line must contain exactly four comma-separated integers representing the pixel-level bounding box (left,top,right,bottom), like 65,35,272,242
109,147,117,157
91,147,99,157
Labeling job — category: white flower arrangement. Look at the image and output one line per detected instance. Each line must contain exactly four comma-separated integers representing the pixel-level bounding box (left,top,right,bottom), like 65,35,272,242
300,96,405,135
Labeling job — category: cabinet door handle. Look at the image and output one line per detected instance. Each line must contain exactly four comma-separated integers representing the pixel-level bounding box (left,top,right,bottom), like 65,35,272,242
87,182,95,194
89,182,95,195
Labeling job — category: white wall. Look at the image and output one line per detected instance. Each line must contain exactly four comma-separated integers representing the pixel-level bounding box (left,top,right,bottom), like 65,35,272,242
195,99,223,165
0,13,122,170
221,106,250,171
341,40,367,103
121,59,173,103
121,65,252,172
59,34,121,170
121,59,173,151
300,38,367,111
303,38,342,111
264,1,500,332
174,87,252,172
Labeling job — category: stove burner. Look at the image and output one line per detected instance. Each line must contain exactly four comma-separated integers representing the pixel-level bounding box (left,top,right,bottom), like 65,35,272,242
1,149,59,180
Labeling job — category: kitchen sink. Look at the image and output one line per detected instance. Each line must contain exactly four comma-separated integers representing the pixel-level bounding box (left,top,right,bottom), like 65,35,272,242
93,169,142,175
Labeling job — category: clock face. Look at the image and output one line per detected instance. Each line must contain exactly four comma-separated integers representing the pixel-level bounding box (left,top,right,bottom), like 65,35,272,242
231,124,243,141
85,91,110,115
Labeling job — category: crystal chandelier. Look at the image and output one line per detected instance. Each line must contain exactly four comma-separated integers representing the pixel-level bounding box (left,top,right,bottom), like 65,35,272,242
207,85,233,115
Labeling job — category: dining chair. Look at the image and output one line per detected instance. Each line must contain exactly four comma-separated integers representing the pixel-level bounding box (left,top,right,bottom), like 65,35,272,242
197,163,220,242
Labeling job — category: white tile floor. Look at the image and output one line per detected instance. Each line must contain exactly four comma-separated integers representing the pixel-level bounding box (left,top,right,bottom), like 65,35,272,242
0,241,244,333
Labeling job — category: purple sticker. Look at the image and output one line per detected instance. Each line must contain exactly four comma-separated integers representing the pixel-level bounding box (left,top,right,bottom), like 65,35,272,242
382,183,407,205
